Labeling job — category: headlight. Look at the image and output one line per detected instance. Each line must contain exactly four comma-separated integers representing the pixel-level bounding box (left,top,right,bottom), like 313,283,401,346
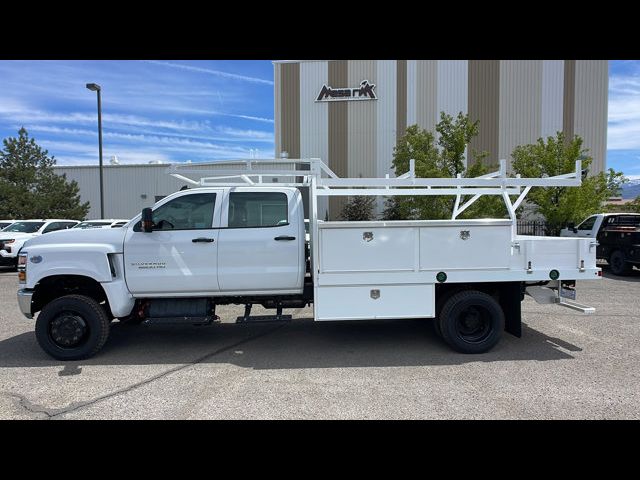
5,239,15,244
17,252,27,284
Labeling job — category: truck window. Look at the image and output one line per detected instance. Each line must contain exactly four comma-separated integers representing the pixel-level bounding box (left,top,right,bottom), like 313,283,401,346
150,193,216,230
577,216,597,231
228,192,288,228
42,222,63,233
608,215,640,227
3,222,44,233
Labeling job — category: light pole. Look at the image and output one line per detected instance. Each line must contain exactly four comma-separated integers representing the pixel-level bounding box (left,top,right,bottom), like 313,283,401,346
86,83,104,219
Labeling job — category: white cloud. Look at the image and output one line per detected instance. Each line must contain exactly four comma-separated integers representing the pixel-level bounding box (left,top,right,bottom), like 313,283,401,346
145,60,273,86
608,72,640,150
26,124,274,144
0,105,212,133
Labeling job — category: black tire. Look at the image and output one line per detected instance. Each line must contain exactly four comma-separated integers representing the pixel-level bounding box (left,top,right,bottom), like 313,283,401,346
609,250,632,276
35,294,110,360
438,290,504,354
432,317,442,338
433,288,464,338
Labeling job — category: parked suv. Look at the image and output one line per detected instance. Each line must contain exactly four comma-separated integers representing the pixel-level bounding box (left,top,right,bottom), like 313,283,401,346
0,219,79,269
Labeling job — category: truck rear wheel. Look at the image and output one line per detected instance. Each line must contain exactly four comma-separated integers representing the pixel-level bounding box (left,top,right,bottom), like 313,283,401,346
438,290,504,354
35,294,110,360
609,250,632,276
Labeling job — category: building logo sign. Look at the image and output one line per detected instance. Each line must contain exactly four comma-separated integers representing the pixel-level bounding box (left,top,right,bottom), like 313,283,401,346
315,80,377,102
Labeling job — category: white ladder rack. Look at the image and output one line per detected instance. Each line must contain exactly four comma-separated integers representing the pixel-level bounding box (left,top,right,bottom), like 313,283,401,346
166,157,583,222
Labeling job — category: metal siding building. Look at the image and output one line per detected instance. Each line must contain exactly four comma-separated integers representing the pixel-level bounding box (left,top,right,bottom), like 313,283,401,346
275,60,609,219
54,162,296,220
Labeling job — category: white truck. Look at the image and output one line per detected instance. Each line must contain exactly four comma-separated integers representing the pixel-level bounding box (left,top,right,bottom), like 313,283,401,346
1,219,79,269
561,213,640,275
16,159,601,360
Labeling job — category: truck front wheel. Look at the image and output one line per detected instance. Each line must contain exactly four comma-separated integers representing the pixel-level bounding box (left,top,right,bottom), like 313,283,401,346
609,250,632,276
438,290,504,354
35,294,111,360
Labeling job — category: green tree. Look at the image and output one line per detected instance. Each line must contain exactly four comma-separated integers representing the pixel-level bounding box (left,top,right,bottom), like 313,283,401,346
382,112,506,220
510,132,625,235
0,128,90,219
605,167,628,197
339,195,376,221
630,197,640,213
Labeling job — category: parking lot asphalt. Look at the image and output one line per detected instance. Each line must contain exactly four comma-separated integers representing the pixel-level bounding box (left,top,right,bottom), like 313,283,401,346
0,266,639,419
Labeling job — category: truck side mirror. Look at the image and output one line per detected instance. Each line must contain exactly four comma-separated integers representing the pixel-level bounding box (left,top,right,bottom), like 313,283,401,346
141,207,153,233
567,222,577,233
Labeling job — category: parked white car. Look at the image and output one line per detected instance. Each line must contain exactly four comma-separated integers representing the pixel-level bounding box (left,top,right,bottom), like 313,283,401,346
0,219,79,268
73,219,129,229
0,220,16,231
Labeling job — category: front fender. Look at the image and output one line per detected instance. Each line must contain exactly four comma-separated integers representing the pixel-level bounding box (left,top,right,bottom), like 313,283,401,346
23,243,117,289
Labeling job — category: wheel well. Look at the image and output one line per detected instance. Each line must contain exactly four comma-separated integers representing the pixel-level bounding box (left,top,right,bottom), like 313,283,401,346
32,275,111,317
435,282,523,337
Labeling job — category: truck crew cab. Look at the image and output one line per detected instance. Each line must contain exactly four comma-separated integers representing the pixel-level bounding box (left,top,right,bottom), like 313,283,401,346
17,158,601,360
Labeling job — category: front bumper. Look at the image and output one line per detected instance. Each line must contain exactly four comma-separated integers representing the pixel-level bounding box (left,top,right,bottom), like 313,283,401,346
0,254,17,266
17,289,34,319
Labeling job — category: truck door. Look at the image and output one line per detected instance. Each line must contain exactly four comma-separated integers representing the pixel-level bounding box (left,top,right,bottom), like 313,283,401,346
575,215,598,237
123,190,222,295
217,189,303,293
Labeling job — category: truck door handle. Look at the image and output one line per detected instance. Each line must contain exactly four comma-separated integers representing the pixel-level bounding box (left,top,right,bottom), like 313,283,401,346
274,235,296,241
192,237,215,243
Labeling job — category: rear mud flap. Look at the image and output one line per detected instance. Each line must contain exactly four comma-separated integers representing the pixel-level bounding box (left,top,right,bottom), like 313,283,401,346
500,282,522,338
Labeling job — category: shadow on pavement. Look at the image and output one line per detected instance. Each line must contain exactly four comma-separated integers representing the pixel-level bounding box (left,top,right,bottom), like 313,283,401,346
0,317,580,370
601,266,640,282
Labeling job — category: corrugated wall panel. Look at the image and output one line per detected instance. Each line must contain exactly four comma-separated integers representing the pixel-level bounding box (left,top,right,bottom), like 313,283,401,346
541,60,564,138
468,60,500,166
348,60,377,179
328,60,348,219
437,60,468,118
376,60,397,215
416,60,438,131
300,61,329,160
300,61,329,219
563,60,576,140
396,60,407,144
498,60,542,169
274,63,282,156
376,60,397,178
280,63,300,158
406,60,416,126
574,60,608,174
437,60,469,163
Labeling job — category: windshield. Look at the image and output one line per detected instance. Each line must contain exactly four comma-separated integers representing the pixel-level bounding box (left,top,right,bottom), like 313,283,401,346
3,222,45,233
74,221,111,229
0,222,13,230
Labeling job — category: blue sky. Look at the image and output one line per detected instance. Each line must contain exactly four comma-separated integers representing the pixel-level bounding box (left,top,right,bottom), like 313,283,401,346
0,60,638,179
0,60,275,164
